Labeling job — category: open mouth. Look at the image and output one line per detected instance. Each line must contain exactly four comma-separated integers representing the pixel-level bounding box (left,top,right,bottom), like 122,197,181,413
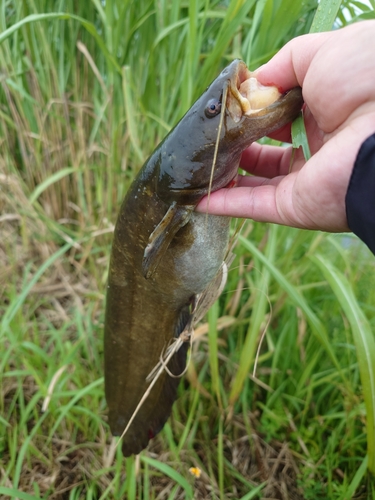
227,62,281,122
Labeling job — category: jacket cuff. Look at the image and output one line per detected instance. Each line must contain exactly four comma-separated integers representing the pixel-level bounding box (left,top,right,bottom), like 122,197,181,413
345,133,375,255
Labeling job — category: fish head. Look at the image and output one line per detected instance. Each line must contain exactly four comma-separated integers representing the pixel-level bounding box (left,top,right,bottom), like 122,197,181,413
157,59,303,205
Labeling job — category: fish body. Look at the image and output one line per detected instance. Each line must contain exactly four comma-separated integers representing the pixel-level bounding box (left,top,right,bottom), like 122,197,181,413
104,60,303,456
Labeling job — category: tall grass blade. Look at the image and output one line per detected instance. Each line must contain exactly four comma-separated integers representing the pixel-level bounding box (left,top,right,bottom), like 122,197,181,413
237,235,345,380
290,0,340,157
208,300,222,407
28,167,78,204
140,456,194,499
13,412,49,488
1,242,73,332
0,489,44,500
125,456,137,499
229,225,276,405
0,12,121,73
47,377,103,440
310,0,343,33
312,255,375,474
292,112,311,161
340,455,368,500
239,482,266,500
122,66,145,164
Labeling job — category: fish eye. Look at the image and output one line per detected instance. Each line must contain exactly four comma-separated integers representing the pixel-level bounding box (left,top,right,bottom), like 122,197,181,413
205,98,222,118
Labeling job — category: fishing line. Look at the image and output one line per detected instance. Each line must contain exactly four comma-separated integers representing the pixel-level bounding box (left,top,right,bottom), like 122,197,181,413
157,334,194,379
146,328,194,382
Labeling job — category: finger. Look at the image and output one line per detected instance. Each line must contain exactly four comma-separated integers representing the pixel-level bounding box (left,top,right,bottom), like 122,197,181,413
239,142,305,178
257,22,375,132
197,135,349,230
237,174,280,187
196,182,298,226
255,31,333,91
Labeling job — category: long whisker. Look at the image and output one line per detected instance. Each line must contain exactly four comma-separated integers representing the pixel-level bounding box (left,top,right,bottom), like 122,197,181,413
205,84,229,222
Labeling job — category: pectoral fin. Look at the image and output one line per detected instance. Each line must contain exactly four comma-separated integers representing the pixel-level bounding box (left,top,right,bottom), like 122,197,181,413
142,202,192,279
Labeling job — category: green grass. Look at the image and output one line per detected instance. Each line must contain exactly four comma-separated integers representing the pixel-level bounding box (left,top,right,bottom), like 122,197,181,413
1,0,375,498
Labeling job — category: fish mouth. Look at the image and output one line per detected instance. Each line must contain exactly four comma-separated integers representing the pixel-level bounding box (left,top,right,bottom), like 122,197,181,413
226,61,283,123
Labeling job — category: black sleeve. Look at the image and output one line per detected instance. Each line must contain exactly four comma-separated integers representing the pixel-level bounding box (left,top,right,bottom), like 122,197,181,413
345,133,375,255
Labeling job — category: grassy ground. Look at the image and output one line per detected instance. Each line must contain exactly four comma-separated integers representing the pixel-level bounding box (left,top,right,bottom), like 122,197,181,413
1,0,375,498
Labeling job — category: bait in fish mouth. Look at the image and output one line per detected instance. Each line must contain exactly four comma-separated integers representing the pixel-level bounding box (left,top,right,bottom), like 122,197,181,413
104,59,303,456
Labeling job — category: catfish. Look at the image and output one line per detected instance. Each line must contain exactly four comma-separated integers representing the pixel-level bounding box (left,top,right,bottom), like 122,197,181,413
104,59,303,456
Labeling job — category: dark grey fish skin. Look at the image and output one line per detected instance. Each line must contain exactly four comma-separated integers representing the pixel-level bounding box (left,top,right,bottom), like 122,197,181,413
104,60,303,456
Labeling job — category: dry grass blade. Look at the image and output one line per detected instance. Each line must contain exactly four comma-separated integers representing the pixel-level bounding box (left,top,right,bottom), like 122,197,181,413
42,365,68,412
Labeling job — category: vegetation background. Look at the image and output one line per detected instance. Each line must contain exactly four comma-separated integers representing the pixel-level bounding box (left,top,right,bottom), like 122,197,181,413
1,0,375,498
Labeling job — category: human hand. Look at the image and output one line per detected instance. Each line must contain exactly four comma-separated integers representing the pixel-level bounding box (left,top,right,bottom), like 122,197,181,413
196,21,375,233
